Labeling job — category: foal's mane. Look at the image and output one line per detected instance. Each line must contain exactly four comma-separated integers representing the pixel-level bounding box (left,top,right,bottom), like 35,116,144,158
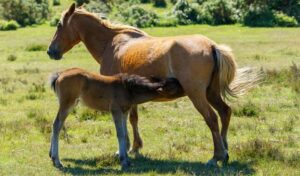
120,74,162,93
65,8,148,36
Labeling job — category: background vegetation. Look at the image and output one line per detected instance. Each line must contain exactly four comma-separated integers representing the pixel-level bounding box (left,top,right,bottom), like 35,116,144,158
0,24,299,175
0,0,299,175
0,0,299,30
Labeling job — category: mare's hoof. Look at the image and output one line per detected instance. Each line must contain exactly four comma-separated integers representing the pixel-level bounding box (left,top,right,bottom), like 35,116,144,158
223,153,229,165
206,159,218,167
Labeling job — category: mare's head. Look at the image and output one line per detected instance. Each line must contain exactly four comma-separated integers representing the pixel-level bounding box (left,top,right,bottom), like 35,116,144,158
47,3,147,60
47,3,80,60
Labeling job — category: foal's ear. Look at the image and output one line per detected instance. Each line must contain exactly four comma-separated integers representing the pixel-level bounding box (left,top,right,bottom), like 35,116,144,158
67,3,76,15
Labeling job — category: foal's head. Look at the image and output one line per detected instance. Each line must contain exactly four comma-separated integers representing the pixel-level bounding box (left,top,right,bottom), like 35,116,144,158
121,75,184,104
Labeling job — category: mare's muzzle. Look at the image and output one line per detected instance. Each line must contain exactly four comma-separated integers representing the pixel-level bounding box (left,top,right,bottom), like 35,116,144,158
47,48,62,60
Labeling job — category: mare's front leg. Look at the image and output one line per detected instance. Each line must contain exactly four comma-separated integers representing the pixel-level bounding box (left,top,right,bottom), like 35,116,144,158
129,105,143,154
112,108,130,169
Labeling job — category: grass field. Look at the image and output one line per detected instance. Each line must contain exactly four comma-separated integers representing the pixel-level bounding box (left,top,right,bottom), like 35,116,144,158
0,24,299,175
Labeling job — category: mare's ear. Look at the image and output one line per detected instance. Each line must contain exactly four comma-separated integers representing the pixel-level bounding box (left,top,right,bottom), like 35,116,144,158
67,3,76,16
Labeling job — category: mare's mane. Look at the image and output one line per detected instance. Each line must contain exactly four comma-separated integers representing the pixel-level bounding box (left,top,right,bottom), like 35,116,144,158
62,7,148,36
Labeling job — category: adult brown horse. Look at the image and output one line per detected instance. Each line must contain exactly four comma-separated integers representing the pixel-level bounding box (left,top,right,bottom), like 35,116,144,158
47,3,260,167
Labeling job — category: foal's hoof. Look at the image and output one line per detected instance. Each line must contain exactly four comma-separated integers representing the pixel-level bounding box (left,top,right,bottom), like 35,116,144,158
51,158,64,168
121,161,131,170
206,159,218,167
53,161,64,168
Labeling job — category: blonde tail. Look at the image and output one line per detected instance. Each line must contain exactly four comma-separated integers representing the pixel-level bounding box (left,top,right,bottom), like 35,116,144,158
214,44,237,100
214,44,263,100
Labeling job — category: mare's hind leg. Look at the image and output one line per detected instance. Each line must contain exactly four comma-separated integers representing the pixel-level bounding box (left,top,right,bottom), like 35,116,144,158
207,89,231,163
185,86,227,166
128,105,143,154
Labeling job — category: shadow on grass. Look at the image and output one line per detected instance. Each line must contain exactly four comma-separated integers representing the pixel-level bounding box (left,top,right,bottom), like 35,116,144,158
61,155,255,175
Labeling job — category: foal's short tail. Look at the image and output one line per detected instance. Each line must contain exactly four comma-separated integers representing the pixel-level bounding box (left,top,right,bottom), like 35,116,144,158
213,44,263,100
49,72,60,92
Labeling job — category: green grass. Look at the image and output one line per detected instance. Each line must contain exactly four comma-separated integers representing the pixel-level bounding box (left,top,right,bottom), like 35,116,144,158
0,24,299,175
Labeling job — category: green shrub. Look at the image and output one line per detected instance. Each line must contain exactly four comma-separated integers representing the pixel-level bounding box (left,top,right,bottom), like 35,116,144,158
75,0,90,6
243,5,275,27
26,44,48,52
172,0,199,25
197,0,237,25
171,0,178,4
121,6,159,28
85,0,112,15
0,0,50,26
238,0,300,26
3,20,19,30
0,20,19,31
140,0,151,3
7,54,17,62
153,0,167,8
0,20,8,30
274,12,298,27
269,0,300,23
50,16,60,27
52,0,60,6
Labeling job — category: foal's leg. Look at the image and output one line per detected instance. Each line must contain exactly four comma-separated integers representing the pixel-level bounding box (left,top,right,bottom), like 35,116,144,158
129,105,143,154
112,108,130,168
186,88,227,166
49,107,69,168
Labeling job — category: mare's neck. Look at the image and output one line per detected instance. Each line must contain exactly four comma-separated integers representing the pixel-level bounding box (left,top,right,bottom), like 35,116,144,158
76,19,116,64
